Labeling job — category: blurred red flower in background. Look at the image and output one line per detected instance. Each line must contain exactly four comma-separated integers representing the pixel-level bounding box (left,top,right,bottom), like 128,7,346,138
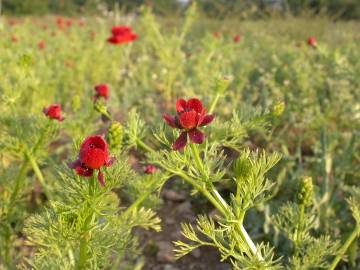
68,136,114,186
163,98,214,151
213,31,221,39
56,17,64,28
11,35,18,43
38,41,46,50
94,84,110,101
43,104,64,122
107,26,138,45
66,19,73,28
234,35,241,43
144,165,157,174
307,37,317,47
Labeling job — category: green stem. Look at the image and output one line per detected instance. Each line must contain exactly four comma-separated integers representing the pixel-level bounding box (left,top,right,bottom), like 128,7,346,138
25,150,51,200
8,160,28,209
295,204,305,256
137,138,261,259
328,225,360,270
209,93,221,114
136,138,155,154
124,176,158,215
190,143,206,178
77,178,95,269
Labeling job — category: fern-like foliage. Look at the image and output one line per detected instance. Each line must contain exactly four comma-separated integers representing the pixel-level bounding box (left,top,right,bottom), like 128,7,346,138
22,158,161,269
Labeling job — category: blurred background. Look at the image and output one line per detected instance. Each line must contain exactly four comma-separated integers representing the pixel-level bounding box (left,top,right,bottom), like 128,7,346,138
2,0,360,19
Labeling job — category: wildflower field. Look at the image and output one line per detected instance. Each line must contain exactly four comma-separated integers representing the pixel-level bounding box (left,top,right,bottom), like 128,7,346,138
0,4,360,270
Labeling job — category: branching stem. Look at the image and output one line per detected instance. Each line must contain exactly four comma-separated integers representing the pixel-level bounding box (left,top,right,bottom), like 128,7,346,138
328,225,360,270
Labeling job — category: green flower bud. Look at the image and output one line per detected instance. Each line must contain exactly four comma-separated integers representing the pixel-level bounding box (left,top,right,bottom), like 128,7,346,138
107,122,123,152
298,176,314,207
233,154,252,180
215,75,233,94
272,102,285,117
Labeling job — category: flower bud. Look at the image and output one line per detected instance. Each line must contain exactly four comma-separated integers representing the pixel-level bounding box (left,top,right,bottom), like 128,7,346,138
298,176,314,207
233,154,252,180
214,75,233,94
107,122,123,152
272,102,285,117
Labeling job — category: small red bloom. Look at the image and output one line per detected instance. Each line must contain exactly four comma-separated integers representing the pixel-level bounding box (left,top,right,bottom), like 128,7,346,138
68,136,114,186
56,17,64,28
38,41,46,50
66,19,73,28
94,84,110,101
234,35,241,43
11,35,17,43
43,104,64,122
163,98,214,151
144,165,157,174
307,37,317,48
107,26,138,45
213,32,221,39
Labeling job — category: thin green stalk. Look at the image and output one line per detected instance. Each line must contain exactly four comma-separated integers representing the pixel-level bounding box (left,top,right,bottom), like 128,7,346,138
328,225,360,270
77,178,95,269
8,160,28,208
210,184,261,259
124,176,158,215
25,150,51,200
9,120,52,209
137,138,262,259
190,143,206,178
209,93,221,114
136,138,155,154
295,205,305,256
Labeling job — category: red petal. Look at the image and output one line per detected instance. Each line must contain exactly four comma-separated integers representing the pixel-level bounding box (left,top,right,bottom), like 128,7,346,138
75,165,93,177
80,136,108,157
68,159,81,169
81,148,107,169
105,157,115,167
196,109,206,127
176,99,187,113
163,113,177,128
199,114,215,127
173,132,188,151
186,98,203,113
189,129,205,144
97,170,106,187
179,111,197,130
111,26,131,36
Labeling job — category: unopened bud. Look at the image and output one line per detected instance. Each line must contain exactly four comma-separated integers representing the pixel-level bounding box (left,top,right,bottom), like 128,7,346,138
233,154,252,180
107,122,123,152
272,102,285,117
298,176,314,207
215,75,233,94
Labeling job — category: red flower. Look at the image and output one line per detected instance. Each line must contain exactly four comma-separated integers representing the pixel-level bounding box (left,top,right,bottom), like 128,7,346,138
234,35,241,43
68,136,114,186
43,104,64,122
107,26,138,45
307,37,317,47
38,41,46,50
11,35,17,43
163,98,214,151
94,84,110,101
144,165,157,174
213,32,221,39
66,19,73,28
56,17,64,28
